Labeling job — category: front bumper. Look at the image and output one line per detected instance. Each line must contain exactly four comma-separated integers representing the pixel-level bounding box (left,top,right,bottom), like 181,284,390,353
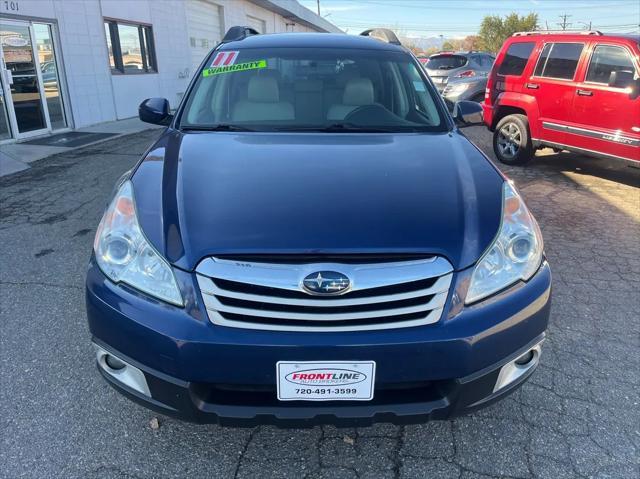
86,260,551,426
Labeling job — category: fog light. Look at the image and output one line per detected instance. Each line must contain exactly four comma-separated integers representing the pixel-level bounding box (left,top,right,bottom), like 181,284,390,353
105,354,126,370
493,343,542,393
94,344,151,397
514,350,535,365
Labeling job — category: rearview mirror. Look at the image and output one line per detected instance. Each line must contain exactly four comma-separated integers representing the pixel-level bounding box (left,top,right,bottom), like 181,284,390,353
453,100,484,126
608,70,635,89
139,98,172,125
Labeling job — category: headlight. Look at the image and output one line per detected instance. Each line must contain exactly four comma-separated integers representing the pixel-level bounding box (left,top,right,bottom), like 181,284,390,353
466,181,543,304
446,82,470,94
93,180,183,306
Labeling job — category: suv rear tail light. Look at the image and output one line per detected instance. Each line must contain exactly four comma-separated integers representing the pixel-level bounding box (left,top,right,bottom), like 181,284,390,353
485,69,497,106
456,70,476,78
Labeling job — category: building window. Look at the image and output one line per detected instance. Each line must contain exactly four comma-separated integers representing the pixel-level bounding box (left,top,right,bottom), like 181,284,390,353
104,20,157,74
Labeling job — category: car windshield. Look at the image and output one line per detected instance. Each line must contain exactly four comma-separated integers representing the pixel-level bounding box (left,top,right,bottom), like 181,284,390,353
427,54,468,70
179,47,447,132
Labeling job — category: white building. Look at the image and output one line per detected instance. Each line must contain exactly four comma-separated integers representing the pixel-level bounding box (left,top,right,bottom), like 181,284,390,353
0,0,340,144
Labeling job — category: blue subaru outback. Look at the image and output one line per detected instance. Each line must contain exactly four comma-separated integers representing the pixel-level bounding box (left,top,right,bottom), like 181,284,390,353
86,27,551,426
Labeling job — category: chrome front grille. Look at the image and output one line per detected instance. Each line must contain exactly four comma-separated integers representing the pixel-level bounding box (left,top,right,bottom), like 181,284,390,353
195,257,453,332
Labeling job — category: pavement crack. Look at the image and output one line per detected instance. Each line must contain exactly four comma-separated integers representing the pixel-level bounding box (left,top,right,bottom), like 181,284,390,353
233,426,259,479
0,280,83,291
391,425,405,479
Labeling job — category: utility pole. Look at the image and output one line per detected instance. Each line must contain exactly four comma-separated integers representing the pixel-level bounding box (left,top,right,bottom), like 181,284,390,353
317,0,320,16
558,14,572,30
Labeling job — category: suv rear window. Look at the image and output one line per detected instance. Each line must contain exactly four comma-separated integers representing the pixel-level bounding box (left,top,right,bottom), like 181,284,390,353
533,42,584,80
497,42,535,76
427,54,467,70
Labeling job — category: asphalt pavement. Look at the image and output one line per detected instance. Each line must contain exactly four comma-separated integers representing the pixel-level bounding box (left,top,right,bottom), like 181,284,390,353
1,126,639,478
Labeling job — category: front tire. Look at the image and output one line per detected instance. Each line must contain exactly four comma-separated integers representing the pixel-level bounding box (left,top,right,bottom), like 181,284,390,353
493,114,533,165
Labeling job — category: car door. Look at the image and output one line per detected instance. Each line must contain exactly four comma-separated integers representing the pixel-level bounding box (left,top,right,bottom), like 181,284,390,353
527,41,587,146
569,42,640,162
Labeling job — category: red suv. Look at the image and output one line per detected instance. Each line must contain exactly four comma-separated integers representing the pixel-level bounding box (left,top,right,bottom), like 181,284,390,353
483,31,640,165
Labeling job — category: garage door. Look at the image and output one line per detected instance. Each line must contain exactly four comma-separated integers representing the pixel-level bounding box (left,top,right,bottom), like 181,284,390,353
185,0,224,73
246,15,266,34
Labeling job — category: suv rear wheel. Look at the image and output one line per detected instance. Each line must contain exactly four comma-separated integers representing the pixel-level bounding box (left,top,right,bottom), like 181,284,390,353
493,114,533,165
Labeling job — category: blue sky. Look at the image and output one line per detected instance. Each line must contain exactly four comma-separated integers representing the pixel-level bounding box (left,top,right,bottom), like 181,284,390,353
299,0,640,38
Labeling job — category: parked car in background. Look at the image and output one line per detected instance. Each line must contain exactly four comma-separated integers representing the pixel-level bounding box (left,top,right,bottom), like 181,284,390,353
424,51,495,93
441,75,490,110
40,61,58,90
483,31,640,165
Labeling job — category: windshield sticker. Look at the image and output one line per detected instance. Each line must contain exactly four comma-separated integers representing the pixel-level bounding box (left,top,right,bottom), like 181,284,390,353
210,51,239,67
203,60,267,77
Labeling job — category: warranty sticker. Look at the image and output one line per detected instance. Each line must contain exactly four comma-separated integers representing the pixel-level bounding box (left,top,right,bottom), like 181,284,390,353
203,60,267,77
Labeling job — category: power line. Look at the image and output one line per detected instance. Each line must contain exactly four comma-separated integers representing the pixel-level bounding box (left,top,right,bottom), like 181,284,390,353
558,13,572,30
576,21,593,30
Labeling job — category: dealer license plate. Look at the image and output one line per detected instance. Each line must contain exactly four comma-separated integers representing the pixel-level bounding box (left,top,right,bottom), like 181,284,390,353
276,361,376,401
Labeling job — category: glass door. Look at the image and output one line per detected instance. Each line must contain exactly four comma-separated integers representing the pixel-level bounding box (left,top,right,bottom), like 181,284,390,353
0,19,50,138
33,23,66,130
0,74,12,140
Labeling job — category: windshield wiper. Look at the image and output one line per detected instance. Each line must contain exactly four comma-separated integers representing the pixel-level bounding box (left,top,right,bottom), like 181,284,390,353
181,124,254,132
275,123,396,133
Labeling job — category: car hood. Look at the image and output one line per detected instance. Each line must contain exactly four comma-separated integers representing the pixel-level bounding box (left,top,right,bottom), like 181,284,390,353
132,130,504,271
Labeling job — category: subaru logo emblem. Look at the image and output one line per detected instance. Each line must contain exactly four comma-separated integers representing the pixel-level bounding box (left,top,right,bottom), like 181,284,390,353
302,271,351,295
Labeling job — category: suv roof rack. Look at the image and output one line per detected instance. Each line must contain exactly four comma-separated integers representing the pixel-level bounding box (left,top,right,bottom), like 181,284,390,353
360,28,401,45
221,26,260,43
512,30,602,36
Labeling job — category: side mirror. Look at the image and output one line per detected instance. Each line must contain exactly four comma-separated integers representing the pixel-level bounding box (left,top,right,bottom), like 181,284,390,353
453,100,484,126
139,97,172,125
608,70,635,89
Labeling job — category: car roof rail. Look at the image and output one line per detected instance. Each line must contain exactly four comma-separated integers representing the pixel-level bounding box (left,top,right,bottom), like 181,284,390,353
221,26,260,43
360,28,402,45
512,30,603,36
